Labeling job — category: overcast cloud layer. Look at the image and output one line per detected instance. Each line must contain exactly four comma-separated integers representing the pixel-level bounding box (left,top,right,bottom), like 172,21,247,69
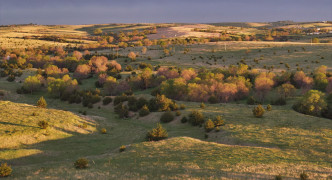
0,0,331,25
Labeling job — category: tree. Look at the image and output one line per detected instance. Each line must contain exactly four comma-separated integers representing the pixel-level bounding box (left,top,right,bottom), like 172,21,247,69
93,28,102,35
277,83,295,99
146,123,168,141
128,52,136,61
255,77,274,102
253,105,265,118
293,90,327,116
23,75,42,93
104,76,117,95
73,51,82,60
37,96,47,108
74,64,91,80
142,47,147,54
181,68,197,81
89,56,108,73
204,119,215,132
326,77,332,94
314,72,328,91
140,68,152,89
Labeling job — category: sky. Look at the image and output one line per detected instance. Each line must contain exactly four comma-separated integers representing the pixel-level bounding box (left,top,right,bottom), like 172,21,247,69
0,0,331,25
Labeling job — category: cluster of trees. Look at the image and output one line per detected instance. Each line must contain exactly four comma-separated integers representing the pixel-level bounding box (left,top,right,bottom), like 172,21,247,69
112,94,181,119
155,65,332,105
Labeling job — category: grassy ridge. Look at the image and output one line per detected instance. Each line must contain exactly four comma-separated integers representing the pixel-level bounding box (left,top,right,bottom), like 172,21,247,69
0,101,96,159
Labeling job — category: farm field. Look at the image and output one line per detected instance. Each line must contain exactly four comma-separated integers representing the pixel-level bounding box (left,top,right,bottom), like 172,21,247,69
0,21,331,179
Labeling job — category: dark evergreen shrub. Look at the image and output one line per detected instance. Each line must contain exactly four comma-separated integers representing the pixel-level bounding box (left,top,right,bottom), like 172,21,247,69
160,111,174,123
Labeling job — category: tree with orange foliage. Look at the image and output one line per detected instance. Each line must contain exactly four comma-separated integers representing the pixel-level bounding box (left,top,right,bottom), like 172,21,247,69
89,56,108,73
74,64,91,80
255,76,274,102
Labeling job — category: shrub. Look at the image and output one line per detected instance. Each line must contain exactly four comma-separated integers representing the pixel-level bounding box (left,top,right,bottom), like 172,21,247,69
300,172,309,180
247,96,257,105
160,111,174,123
146,123,168,141
102,97,113,105
175,110,181,116
6,75,15,82
214,115,225,126
74,158,89,169
204,119,215,132
0,163,12,177
37,96,47,108
114,103,129,118
293,90,327,116
208,95,218,104
215,126,220,132
253,105,265,118
188,110,204,126
100,128,107,134
119,145,126,152
266,104,272,111
139,105,150,117
113,95,128,106
200,102,206,109
38,120,49,129
137,97,148,109
180,104,186,110
181,116,188,123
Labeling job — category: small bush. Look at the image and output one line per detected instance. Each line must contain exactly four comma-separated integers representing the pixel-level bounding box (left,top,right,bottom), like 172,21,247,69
6,75,15,82
139,105,150,117
102,97,112,105
74,158,89,169
300,172,309,180
181,116,188,123
0,163,12,177
37,96,47,108
247,96,258,105
38,120,49,129
32,112,38,116
204,119,215,132
200,102,206,109
175,110,181,116
137,97,148,109
266,104,272,111
214,115,225,126
160,111,174,123
188,110,204,126
180,104,186,110
119,145,126,152
215,126,220,132
146,123,168,141
253,105,265,118
100,128,107,134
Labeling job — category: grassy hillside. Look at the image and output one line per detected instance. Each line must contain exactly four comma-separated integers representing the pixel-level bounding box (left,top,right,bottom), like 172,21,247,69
9,137,332,179
0,101,96,159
